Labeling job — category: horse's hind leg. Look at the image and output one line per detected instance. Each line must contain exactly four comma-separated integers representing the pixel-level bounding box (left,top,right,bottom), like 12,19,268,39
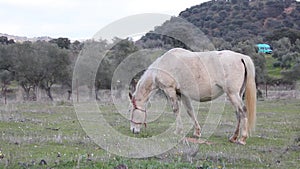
230,110,240,143
181,95,201,138
228,93,248,145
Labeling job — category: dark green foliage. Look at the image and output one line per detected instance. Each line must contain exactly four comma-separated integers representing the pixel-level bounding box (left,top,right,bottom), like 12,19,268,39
0,41,71,100
140,0,300,48
96,38,138,90
282,63,300,81
179,0,299,44
231,40,267,84
137,16,215,51
0,45,13,71
267,37,300,83
138,32,191,50
0,70,12,85
0,36,14,45
273,61,282,68
0,70,13,103
50,37,71,49
70,40,83,51
266,28,300,45
138,0,300,85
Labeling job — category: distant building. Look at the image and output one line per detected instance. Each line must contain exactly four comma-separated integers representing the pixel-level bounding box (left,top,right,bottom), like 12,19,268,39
256,44,273,54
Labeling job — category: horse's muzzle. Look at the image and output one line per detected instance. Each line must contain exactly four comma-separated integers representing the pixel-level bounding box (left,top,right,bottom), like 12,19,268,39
131,128,140,134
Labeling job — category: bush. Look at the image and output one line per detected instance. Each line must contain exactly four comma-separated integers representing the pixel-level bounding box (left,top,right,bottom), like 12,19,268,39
273,61,282,68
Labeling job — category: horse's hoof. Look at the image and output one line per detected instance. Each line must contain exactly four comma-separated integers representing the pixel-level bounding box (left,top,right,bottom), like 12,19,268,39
229,139,237,143
237,140,246,145
193,131,201,138
174,128,183,135
229,136,238,143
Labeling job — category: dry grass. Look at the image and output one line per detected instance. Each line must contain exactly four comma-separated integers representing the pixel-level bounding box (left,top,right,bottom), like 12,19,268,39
0,98,299,168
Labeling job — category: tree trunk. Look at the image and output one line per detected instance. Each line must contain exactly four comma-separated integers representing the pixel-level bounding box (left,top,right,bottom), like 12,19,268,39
21,84,31,101
95,88,100,100
45,87,53,101
4,90,7,104
76,79,79,102
2,87,7,104
88,87,93,100
67,90,72,100
34,86,40,101
265,83,268,98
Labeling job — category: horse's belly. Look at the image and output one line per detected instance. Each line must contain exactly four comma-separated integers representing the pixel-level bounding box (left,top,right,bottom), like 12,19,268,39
185,84,224,102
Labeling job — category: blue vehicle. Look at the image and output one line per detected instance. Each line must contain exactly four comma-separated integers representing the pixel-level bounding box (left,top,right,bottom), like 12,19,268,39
256,44,273,54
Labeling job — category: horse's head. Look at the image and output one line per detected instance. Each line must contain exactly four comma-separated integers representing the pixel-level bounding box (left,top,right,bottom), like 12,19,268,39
129,93,146,134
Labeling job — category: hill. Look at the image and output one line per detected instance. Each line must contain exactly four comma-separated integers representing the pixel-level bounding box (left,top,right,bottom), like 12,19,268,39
179,0,300,44
0,33,52,42
137,0,300,85
139,0,300,48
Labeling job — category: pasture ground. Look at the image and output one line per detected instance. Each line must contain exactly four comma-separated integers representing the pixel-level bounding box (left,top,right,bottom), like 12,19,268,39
0,99,299,168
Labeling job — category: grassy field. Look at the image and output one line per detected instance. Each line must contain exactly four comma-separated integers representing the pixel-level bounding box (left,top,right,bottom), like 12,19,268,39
0,99,299,168
265,55,282,78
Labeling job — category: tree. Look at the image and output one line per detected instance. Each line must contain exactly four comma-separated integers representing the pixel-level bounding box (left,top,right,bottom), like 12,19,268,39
95,38,138,92
70,40,83,51
0,45,13,71
271,37,296,69
10,42,36,100
0,36,15,45
0,70,13,104
50,37,71,49
0,36,8,44
139,16,214,51
282,62,300,82
34,41,71,101
74,39,110,100
266,28,300,45
11,41,71,101
232,40,267,85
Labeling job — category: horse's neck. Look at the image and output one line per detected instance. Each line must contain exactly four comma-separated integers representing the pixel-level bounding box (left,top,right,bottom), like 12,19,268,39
134,73,154,107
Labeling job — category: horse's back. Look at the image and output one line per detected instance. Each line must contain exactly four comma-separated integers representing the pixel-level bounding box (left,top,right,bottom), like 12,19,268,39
149,48,252,101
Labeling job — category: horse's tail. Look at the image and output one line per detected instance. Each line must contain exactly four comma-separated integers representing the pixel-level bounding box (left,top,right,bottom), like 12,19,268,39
242,57,257,133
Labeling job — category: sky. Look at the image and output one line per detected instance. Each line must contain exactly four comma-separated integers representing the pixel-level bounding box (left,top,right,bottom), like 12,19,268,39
0,0,208,40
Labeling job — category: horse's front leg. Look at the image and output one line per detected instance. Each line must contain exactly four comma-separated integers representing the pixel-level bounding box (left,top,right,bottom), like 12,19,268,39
181,95,201,138
171,95,183,135
164,88,183,135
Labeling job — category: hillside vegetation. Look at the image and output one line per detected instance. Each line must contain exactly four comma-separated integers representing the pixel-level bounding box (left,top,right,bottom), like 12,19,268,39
180,0,300,44
139,0,300,86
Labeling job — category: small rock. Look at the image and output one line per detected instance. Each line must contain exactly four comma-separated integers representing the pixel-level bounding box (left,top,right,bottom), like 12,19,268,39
0,151,4,159
39,159,47,165
114,164,128,169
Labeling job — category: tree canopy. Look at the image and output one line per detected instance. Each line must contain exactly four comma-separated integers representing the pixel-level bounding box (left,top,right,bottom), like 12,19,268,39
0,41,71,100
1,0,300,102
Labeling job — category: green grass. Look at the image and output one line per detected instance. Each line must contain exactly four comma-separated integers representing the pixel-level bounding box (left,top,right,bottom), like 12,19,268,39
0,99,299,168
265,55,282,78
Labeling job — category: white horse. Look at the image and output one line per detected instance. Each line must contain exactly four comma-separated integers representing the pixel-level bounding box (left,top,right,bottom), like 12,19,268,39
129,48,256,145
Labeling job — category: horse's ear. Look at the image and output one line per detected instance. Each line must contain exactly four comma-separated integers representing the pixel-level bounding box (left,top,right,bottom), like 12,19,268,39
130,78,138,94
133,79,138,88
129,92,133,100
